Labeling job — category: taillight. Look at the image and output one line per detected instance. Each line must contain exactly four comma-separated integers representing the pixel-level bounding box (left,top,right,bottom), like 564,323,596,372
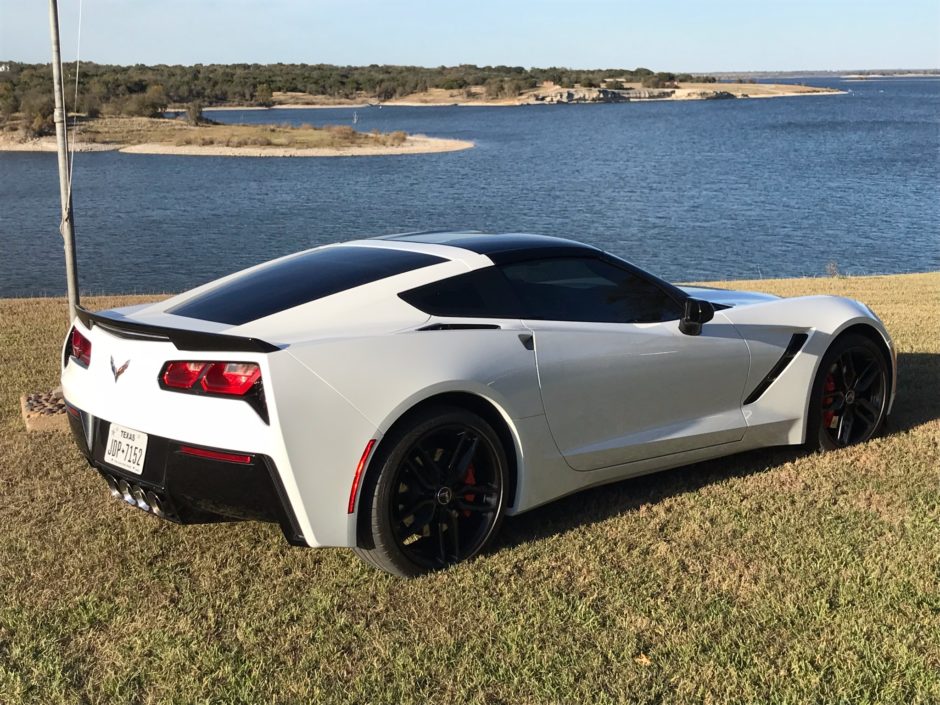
69,327,92,367
160,361,261,396
200,363,261,396
158,360,268,422
162,362,207,389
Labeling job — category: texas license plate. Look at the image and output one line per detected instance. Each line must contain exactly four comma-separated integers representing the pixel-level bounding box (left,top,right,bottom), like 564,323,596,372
104,423,149,475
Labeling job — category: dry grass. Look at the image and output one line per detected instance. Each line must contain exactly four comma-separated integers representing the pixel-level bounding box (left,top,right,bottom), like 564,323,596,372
1,273,938,704
65,116,409,149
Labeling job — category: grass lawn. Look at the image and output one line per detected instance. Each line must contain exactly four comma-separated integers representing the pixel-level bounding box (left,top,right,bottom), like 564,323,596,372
1,272,938,704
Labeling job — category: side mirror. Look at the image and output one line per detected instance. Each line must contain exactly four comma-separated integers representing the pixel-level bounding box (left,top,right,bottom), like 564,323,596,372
679,298,715,336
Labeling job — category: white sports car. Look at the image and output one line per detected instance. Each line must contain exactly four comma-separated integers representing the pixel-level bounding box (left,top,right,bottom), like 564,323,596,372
62,232,895,576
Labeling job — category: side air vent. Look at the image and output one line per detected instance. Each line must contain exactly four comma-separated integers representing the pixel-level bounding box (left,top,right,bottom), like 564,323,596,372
417,323,502,331
743,333,809,405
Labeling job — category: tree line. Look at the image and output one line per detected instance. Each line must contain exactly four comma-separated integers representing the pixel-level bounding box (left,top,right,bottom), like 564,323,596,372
0,61,715,135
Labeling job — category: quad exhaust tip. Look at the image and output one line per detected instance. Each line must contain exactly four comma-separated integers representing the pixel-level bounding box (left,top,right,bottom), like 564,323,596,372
103,474,171,520
104,474,122,499
131,486,151,512
117,479,134,504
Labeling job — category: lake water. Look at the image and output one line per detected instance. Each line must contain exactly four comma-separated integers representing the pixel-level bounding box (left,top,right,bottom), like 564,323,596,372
1,78,937,297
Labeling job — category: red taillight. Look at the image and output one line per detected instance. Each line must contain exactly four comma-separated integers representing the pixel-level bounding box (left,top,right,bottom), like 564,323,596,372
162,361,207,389
158,360,267,422
201,362,261,396
179,445,253,464
70,327,92,367
159,361,261,396
347,439,377,514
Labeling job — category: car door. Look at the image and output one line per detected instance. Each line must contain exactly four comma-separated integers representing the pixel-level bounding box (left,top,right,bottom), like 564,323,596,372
499,256,751,471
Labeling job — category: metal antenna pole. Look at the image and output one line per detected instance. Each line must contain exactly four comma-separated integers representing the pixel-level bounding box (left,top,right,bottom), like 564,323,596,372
48,0,80,321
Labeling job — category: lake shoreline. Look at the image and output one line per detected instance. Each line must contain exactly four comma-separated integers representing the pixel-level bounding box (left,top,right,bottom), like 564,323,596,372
0,132,473,157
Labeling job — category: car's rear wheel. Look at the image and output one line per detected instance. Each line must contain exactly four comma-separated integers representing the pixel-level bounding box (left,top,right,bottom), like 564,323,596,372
354,405,508,577
810,333,889,450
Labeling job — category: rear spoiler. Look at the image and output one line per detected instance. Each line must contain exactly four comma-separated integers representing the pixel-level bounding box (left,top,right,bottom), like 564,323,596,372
74,307,280,353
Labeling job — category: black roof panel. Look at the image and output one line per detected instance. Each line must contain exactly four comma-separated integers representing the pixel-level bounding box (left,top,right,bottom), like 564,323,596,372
376,231,599,262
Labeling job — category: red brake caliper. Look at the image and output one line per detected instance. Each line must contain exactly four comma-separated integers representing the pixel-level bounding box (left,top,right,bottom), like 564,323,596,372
823,373,837,429
462,464,476,517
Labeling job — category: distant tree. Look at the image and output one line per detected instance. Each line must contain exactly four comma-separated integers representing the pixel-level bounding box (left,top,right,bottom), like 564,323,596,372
186,100,204,125
20,90,54,136
0,82,17,121
121,84,168,117
83,95,101,118
484,78,503,99
254,83,273,107
375,82,397,101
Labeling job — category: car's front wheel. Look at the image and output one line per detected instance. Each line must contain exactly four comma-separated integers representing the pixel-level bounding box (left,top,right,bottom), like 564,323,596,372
354,405,508,577
810,333,889,450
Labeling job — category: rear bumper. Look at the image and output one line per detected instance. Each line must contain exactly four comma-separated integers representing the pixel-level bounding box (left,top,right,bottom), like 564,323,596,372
66,402,305,545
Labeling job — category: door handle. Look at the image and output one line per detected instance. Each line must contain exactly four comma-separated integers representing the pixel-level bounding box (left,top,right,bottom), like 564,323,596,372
518,333,534,351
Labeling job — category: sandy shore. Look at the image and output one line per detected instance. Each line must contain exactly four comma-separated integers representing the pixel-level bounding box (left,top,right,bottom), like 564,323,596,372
0,134,473,157
0,138,120,152
118,135,473,157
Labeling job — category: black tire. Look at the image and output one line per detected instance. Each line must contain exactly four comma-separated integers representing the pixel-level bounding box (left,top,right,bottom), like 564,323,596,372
808,333,889,451
353,405,509,577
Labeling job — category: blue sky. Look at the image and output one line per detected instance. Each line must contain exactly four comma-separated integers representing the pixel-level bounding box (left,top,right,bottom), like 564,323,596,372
1,0,938,70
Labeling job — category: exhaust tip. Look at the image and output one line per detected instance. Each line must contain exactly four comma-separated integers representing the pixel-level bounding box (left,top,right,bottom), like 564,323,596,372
131,486,151,512
104,474,122,499
117,479,135,505
145,491,164,518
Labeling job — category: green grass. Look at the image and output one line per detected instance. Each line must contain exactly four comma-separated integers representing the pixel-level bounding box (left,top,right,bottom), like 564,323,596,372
1,273,938,704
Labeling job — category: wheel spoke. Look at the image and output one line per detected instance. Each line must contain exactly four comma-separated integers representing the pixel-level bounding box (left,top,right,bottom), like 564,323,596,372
456,482,497,497
447,433,479,484
839,354,856,391
435,513,447,566
456,496,498,513
853,360,880,393
415,444,444,485
399,498,435,526
855,398,879,429
822,392,845,411
447,510,461,561
405,458,437,491
837,408,855,445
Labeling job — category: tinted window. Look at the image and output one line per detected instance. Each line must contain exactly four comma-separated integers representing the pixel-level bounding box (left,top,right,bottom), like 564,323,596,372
399,267,520,318
500,257,682,323
170,247,445,325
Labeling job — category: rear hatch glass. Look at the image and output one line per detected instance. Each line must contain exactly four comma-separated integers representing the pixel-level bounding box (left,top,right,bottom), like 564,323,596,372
169,246,445,325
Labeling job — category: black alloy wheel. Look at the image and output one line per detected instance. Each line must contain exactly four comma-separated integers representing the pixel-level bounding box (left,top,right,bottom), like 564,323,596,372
354,405,508,577
812,333,889,450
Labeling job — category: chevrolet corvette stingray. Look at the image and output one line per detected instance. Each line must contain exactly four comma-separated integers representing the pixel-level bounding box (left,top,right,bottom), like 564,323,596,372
61,232,895,576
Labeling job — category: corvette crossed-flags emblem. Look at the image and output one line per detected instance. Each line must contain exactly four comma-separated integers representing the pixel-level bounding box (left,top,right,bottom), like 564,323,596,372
110,356,130,382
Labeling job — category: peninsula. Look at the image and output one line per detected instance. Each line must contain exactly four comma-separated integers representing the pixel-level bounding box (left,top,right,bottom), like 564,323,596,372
255,80,840,108
0,116,473,157
0,62,840,155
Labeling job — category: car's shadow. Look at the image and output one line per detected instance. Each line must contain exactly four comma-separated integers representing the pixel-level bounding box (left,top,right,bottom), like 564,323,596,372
496,351,939,551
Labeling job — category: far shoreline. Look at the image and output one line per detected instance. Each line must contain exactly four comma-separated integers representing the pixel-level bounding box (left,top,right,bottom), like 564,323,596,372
203,83,845,111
